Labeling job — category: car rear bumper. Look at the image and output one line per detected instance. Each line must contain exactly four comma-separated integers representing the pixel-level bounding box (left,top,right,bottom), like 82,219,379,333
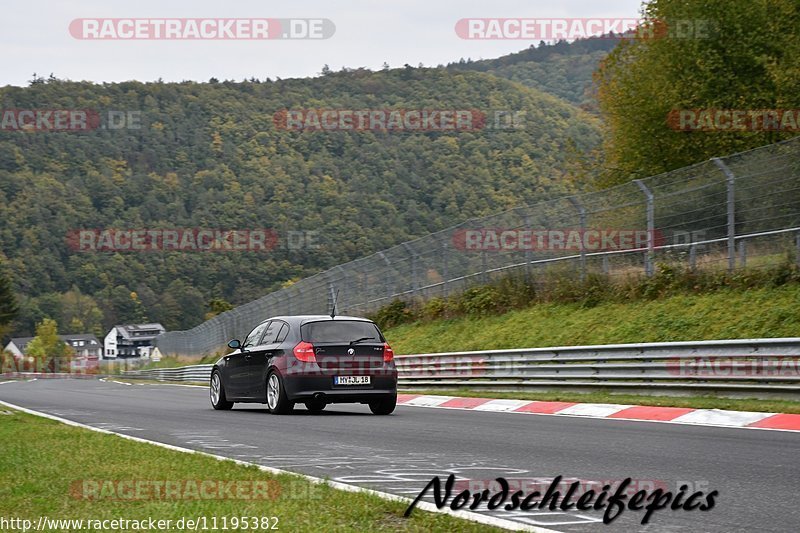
283,373,397,403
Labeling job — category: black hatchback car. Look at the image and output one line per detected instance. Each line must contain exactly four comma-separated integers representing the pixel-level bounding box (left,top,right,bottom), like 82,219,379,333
210,315,398,414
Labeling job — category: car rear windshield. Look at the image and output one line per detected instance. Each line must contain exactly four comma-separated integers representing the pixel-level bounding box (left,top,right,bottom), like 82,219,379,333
301,320,383,343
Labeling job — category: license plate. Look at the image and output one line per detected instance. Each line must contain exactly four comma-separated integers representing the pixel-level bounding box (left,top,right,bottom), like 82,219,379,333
334,376,371,386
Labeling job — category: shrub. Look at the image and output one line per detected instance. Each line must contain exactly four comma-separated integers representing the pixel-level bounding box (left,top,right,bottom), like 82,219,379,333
421,297,447,321
458,285,505,316
368,257,800,329
370,299,413,330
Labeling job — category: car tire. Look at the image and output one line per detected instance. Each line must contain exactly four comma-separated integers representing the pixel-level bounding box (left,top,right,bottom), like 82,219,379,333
210,370,234,410
368,394,396,415
266,372,293,415
304,400,326,413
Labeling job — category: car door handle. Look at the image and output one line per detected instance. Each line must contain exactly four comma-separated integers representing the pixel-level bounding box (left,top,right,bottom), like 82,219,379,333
244,354,252,360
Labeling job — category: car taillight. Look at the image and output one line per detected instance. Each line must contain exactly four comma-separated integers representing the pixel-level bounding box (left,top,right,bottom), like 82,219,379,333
293,341,316,362
383,342,394,363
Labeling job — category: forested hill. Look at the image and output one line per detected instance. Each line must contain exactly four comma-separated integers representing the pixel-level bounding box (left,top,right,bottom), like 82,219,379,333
449,37,621,109
0,67,600,336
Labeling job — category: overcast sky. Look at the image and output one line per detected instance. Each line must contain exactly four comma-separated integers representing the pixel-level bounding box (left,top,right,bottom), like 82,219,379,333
1,0,643,87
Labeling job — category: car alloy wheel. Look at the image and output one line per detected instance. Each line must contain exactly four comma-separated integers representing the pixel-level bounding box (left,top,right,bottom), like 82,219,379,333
267,373,280,410
210,373,221,404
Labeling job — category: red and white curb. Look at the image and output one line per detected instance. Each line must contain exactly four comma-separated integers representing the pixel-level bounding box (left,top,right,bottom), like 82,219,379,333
397,394,800,432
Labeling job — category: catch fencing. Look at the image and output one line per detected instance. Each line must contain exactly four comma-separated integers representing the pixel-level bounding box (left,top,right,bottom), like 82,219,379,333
156,138,800,357
125,338,800,400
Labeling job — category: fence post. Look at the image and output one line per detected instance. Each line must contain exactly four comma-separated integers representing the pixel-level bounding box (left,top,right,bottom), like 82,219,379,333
633,179,655,277
523,213,532,279
567,197,587,281
401,243,418,295
481,250,488,284
334,265,348,312
327,283,336,315
739,240,747,268
378,251,393,301
442,241,449,297
795,231,800,267
713,157,736,272
362,267,369,313
689,243,697,272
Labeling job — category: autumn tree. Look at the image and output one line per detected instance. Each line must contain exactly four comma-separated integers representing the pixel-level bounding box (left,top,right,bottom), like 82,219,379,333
26,318,74,371
205,298,234,321
0,261,18,339
595,0,800,185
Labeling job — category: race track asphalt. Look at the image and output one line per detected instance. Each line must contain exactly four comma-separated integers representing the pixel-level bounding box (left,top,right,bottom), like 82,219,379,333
1,378,798,532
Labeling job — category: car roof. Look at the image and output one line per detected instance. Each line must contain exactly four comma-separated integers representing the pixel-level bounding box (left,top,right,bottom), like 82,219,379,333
259,315,375,326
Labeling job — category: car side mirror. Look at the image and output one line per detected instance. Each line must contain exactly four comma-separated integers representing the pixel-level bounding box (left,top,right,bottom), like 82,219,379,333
227,339,242,351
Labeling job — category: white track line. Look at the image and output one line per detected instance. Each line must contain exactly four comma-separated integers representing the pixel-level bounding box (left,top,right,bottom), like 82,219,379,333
0,399,559,533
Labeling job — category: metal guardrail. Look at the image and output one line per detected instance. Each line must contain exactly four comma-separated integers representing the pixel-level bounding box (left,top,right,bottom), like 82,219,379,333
123,339,800,399
394,338,800,399
122,364,214,382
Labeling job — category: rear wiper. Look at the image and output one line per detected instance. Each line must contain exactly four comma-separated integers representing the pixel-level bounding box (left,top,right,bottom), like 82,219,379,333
349,337,376,345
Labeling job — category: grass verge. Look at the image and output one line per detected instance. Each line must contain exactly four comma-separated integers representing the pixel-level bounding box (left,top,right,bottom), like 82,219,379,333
385,285,800,354
400,389,800,414
0,408,501,532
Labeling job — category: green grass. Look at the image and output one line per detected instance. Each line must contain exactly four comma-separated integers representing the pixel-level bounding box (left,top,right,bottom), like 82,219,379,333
400,389,800,414
0,408,500,532
385,285,800,354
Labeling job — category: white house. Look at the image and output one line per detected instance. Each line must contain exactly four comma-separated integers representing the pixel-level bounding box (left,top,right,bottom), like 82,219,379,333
4,334,102,358
103,323,166,359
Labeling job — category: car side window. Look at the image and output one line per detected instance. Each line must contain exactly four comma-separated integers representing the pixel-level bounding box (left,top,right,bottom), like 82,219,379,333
259,321,280,345
275,323,289,343
243,321,269,349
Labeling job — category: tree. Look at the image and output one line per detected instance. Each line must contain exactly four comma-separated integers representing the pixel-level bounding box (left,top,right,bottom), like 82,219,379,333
99,285,148,325
0,261,18,339
205,298,234,321
26,318,74,370
0,59,600,335
60,286,104,337
162,280,205,330
595,0,800,185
